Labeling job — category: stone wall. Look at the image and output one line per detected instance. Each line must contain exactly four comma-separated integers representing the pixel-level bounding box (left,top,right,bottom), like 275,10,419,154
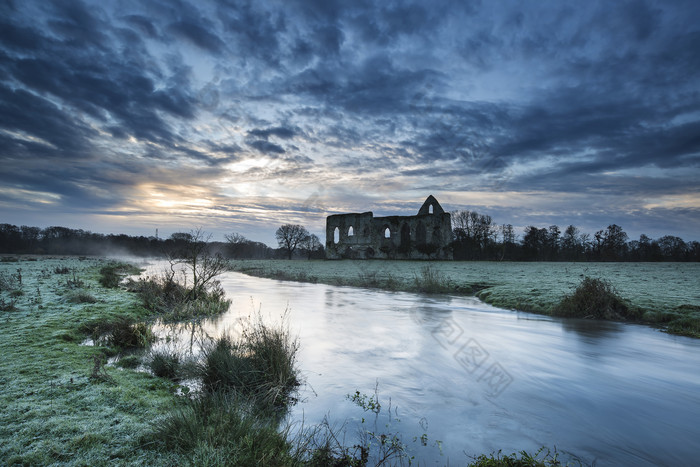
325,195,453,260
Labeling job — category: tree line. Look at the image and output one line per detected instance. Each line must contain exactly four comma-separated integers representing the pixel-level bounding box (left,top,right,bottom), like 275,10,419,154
0,224,324,260
451,210,700,261
2,218,697,261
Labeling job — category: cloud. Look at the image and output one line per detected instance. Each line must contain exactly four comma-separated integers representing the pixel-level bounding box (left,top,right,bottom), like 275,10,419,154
248,140,286,155
0,0,699,242
248,126,297,140
167,20,225,55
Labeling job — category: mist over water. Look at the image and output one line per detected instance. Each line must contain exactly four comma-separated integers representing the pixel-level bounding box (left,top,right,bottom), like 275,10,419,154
151,264,700,466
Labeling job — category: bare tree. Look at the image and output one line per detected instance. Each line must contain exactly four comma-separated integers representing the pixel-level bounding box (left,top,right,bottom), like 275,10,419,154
168,227,228,299
275,224,309,259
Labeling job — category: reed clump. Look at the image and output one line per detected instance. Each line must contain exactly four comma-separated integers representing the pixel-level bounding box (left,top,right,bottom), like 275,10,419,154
413,265,451,294
552,277,639,320
200,315,300,409
99,262,141,288
146,314,301,464
148,391,295,465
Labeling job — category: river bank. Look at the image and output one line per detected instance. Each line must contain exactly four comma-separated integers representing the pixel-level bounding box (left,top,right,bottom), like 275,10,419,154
231,259,700,337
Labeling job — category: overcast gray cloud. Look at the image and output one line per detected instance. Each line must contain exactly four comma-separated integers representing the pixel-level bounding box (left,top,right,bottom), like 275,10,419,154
1,0,699,244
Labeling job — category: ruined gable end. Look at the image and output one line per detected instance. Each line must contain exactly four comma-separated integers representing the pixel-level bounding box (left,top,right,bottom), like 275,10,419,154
417,195,445,215
325,196,453,260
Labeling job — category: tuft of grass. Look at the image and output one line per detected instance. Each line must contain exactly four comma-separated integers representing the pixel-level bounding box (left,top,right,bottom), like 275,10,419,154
81,316,154,349
200,314,300,409
99,262,141,288
116,354,142,369
0,270,21,291
89,354,115,384
413,265,451,294
128,274,188,315
0,296,17,311
146,391,295,465
552,277,639,321
665,316,700,338
108,318,154,349
169,283,231,321
129,275,231,322
149,350,181,380
66,290,97,304
64,269,85,289
468,447,564,466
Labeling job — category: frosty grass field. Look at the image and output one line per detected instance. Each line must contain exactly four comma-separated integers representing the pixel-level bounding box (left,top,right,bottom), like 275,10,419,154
0,257,181,465
0,256,698,464
233,259,700,335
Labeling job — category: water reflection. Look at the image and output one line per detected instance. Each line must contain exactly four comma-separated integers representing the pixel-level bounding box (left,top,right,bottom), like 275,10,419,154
148,266,700,466
560,317,624,338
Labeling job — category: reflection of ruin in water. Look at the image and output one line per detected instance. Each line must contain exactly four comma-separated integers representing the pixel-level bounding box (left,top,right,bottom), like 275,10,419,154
325,195,453,260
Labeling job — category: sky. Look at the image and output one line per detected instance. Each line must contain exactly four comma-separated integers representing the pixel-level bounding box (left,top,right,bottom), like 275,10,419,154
1,0,699,246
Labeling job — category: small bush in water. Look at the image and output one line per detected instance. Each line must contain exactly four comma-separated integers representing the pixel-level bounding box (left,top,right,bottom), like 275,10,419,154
149,350,181,380
200,315,299,409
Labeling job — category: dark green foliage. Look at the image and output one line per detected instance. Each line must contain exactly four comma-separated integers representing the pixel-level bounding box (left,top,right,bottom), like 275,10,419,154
415,242,439,257
129,274,230,321
108,318,154,348
99,262,141,288
200,318,300,409
117,354,142,369
552,277,639,320
147,391,295,465
665,316,700,338
149,350,181,380
128,274,188,315
468,448,563,466
67,290,97,303
82,316,154,349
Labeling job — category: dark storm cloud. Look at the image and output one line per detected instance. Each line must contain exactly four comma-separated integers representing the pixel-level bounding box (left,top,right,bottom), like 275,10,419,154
167,20,225,54
121,15,159,38
214,0,285,64
1,0,699,240
1,34,194,142
248,140,286,155
0,86,95,156
248,126,297,140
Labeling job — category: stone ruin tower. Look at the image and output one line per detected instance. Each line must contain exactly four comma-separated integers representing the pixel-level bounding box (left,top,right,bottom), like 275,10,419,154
325,195,453,260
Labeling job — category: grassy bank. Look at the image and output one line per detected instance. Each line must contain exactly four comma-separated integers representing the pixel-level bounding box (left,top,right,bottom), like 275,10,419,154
0,257,182,465
231,260,700,338
0,256,298,465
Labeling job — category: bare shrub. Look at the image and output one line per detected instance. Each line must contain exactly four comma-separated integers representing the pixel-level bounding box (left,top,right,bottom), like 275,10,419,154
553,277,639,320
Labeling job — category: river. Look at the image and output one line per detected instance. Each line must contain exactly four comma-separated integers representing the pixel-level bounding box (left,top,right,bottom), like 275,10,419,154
151,268,700,466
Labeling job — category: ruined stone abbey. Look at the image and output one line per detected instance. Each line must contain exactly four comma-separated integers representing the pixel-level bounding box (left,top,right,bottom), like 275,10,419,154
325,195,453,260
